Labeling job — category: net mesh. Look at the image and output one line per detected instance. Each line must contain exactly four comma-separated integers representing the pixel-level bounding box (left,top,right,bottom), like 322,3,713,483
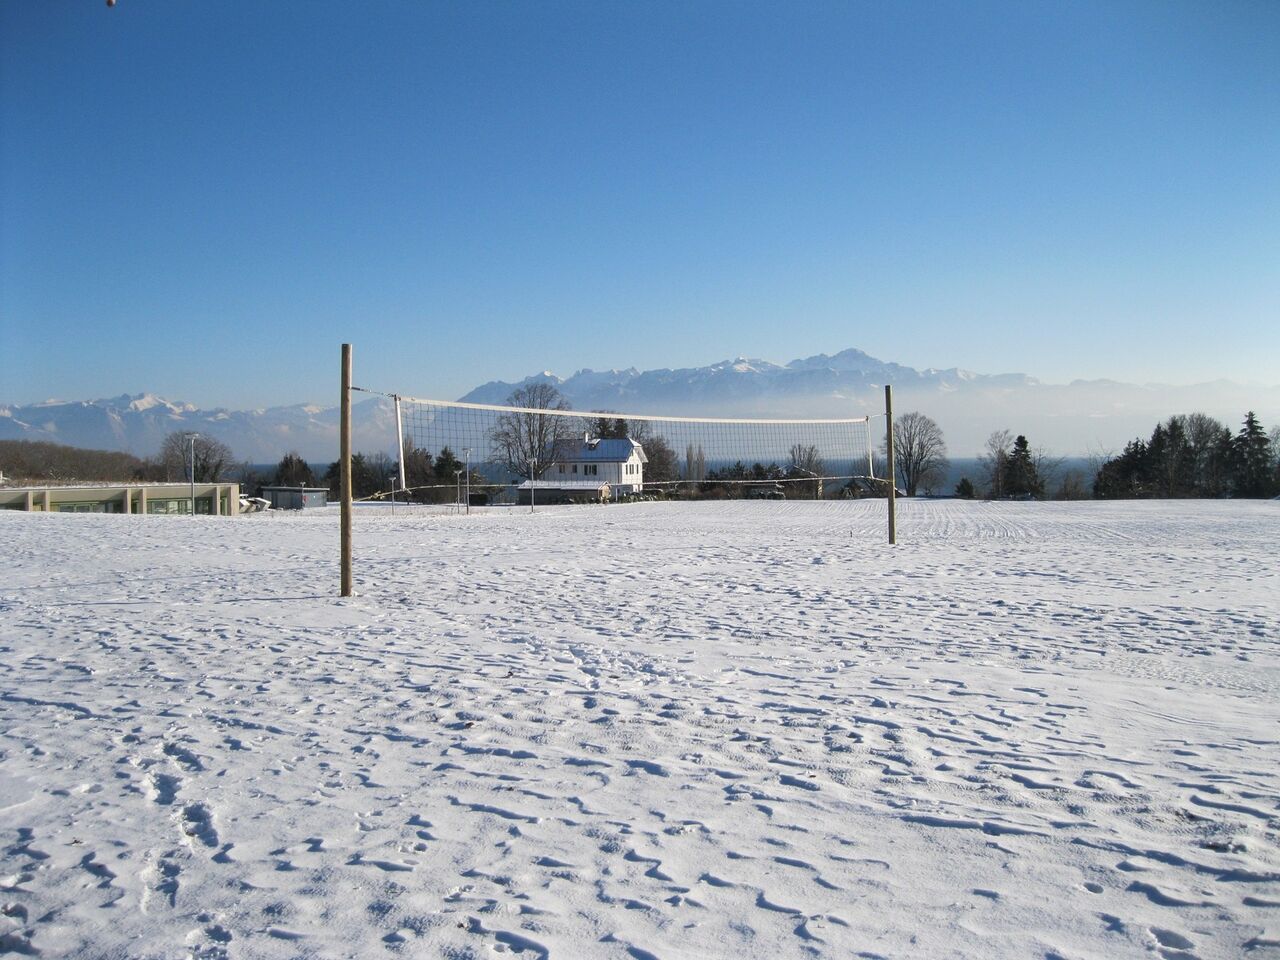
385,394,878,508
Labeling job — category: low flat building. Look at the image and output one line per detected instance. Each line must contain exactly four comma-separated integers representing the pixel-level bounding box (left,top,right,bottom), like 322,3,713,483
517,479,611,505
0,482,240,515
260,486,330,510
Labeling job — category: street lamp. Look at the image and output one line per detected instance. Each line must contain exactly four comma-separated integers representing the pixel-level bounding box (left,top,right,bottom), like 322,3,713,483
462,448,472,515
529,457,537,513
455,469,463,511
185,433,200,515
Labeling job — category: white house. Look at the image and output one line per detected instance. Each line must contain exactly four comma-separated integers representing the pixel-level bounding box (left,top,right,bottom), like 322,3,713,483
546,435,647,496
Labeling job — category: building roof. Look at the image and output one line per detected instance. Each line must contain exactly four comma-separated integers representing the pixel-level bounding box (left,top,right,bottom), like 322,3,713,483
549,437,648,464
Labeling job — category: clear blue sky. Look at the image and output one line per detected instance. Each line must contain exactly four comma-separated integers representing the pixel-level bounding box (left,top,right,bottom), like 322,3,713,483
2,1,1277,409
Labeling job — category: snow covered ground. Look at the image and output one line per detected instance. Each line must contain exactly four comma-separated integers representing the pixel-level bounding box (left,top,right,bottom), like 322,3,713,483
2,499,1278,959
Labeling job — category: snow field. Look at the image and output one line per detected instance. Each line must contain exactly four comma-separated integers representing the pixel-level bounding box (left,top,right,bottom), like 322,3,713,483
1,499,1278,958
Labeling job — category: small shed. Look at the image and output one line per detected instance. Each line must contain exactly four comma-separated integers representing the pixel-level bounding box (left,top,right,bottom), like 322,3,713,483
261,486,330,510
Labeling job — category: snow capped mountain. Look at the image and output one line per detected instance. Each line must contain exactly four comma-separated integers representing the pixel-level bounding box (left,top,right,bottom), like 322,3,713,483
0,392,396,464
2,351,1276,460
458,348,1037,413
457,350,1277,454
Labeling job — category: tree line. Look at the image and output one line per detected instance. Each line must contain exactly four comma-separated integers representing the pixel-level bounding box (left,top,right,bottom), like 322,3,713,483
0,439,149,484
0,434,236,485
7,407,1276,504
1092,412,1278,499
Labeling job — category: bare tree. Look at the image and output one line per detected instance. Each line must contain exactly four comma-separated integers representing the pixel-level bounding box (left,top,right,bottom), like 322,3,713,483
787,443,825,498
1184,412,1231,496
883,411,948,496
1084,444,1114,493
158,432,233,482
1032,445,1064,494
978,429,1013,499
684,444,706,484
0,439,146,484
367,451,396,493
490,383,573,479
1054,469,1089,500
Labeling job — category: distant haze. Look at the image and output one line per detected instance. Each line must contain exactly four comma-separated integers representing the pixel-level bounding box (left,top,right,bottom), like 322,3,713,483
2,348,1276,463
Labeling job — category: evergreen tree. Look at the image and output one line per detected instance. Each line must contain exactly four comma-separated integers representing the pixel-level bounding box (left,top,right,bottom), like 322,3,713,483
1093,439,1149,499
273,451,315,487
399,441,434,502
433,446,464,501
585,413,632,439
1273,427,1280,494
1148,417,1194,497
350,453,378,499
954,477,976,499
1232,412,1274,497
642,435,680,486
1004,435,1043,498
433,446,462,478
1208,427,1235,497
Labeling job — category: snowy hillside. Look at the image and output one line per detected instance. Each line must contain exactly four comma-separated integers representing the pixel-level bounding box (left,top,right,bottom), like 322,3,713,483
2,500,1277,958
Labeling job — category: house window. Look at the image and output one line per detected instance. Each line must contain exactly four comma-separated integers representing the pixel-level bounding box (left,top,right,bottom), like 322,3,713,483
558,464,564,474
572,464,578,474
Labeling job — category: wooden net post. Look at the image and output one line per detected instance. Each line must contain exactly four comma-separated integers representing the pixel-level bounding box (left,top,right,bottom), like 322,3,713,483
885,383,896,545
340,344,353,596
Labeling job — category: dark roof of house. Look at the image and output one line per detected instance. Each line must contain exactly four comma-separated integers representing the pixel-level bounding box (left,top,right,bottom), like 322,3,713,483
549,437,648,464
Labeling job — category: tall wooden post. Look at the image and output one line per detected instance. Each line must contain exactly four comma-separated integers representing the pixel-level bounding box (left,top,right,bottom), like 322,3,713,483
885,383,896,545
340,344,354,596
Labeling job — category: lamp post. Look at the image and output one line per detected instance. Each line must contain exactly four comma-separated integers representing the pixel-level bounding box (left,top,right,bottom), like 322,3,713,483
185,433,199,515
529,457,537,513
463,448,472,515
455,469,463,511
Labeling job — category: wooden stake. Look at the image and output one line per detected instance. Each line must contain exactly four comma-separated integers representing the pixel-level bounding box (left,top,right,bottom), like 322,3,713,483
885,383,896,545
340,344,353,596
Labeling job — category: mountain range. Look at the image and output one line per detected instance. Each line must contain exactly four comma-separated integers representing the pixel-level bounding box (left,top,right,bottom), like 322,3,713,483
3,348,1276,462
